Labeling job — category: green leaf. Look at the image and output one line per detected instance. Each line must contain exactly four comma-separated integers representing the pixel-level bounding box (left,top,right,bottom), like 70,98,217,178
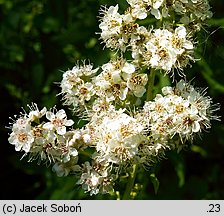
175,161,185,188
191,145,208,158
196,53,224,93
208,18,224,27
169,152,185,188
150,173,160,194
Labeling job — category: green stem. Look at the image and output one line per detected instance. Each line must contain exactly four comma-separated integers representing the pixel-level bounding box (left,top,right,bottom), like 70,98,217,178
78,150,92,157
146,68,156,101
122,164,138,200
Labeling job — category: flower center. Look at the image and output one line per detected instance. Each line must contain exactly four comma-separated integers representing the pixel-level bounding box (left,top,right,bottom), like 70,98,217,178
32,127,43,137
159,49,169,58
52,118,64,127
183,116,194,126
18,133,28,143
130,75,142,85
80,87,88,95
175,104,184,113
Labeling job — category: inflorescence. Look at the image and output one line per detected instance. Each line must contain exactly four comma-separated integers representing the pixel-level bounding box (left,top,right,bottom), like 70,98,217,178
8,0,219,196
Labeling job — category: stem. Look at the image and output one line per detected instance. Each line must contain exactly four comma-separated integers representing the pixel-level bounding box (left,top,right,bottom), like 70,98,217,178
146,68,156,101
122,164,138,200
78,150,92,157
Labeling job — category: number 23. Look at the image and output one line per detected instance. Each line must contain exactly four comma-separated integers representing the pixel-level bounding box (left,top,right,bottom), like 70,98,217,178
208,204,220,212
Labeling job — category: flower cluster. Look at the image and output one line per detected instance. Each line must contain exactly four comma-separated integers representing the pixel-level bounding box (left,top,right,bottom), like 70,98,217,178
87,107,146,164
61,58,148,112
140,26,194,72
94,59,148,101
7,0,219,197
99,4,195,74
126,0,212,28
8,104,85,176
142,80,219,142
77,161,115,196
60,63,98,111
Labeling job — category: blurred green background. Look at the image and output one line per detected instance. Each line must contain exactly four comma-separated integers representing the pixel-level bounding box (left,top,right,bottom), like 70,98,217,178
0,0,224,200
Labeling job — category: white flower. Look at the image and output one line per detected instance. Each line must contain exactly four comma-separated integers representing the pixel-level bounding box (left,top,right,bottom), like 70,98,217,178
133,7,148,19
172,26,194,54
99,5,122,34
167,0,212,29
127,73,148,97
122,62,136,74
10,116,31,132
28,103,47,121
77,161,101,195
94,59,137,102
60,63,98,110
43,109,74,135
153,0,164,9
63,149,78,163
140,27,194,72
142,80,220,141
126,0,165,19
77,161,114,195
55,131,80,163
90,109,145,164
74,82,95,102
30,130,57,163
130,26,151,60
162,86,173,95
142,28,175,71
151,8,161,19
8,128,34,153
99,5,141,51
99,5,123,48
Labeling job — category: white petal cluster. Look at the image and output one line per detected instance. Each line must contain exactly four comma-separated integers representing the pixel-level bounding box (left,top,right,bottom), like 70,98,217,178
170,0,213,27
126,0,212,29
8,104,83,176
93,59,148,102
8,104,46,153
61,59,149,113
89,108,145,164
43,109,74,135
99,3,194,73
77,161,114,196
60,63,98,109
8,128,34,153
142,80,218,141
127,0,165,19
99,5,139,51
7,0,218,197
136,26,194,72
